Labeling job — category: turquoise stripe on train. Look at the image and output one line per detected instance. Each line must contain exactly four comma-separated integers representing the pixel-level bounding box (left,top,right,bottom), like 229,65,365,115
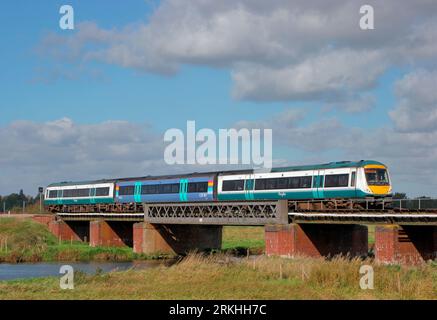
45,198,114,205
179,179,188,202
218,190,369,201
134,182,142,202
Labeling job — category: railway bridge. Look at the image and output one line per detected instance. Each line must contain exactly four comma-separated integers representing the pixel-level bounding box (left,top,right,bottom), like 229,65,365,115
33,199,437,265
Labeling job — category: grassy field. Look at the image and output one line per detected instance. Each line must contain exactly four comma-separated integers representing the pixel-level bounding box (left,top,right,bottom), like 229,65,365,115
0,253,436,299
0,217,266,262
222,226,265,254
0,218,436,299
0,216,395,263
0,218,164,263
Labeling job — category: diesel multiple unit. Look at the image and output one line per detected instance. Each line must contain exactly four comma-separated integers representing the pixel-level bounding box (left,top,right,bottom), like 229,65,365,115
44,160,392,213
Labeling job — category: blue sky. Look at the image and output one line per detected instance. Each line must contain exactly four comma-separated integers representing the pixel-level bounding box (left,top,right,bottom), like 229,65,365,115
1,0,437,196
0,0,395,128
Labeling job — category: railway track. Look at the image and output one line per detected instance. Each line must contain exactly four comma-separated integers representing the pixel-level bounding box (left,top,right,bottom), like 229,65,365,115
53,199,437,225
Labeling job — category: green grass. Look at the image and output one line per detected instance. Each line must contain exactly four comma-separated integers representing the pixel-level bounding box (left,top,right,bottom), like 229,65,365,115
0,218,380,262
368,225,375,244
0,217,57,262
1,220,436,299
0,218,167,263
222,226,264,254
0,219,264,263
0,253,436,299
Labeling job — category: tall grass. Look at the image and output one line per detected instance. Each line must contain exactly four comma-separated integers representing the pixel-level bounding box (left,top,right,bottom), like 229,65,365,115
0,218,57,262
0,253,436,299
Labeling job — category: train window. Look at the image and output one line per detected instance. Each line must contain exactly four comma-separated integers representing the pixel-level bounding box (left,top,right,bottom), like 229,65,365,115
196,182,208,193
187,183,197,193
287,176,312,189
288,177,300,189
48,190,58,198
351,172,356,187
365,169,389,186
157,185,165,194
277,178,288,189
141,185,149,194
119,186,135,196
95,187,110,197
171,184,180,193
222,180,244,191
161,184,173,194
141,185,158,194
255,179,265,190
79,189,90,197
324,174,349,188
300,176,312,188
254,176,313,190
62,188,90,198
265,179,277,190
187,182,208,193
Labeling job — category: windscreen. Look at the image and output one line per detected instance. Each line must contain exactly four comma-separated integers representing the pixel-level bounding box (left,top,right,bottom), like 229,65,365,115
365,168,390,186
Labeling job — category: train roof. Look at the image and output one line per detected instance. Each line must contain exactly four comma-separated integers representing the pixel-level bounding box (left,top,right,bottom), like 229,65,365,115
47,179,117,187
270,160,386,172
46,160,386,187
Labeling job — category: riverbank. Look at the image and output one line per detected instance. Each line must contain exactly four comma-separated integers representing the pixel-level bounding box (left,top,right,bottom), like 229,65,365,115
1,253,436,299
0,217,264,263
0,218,169,263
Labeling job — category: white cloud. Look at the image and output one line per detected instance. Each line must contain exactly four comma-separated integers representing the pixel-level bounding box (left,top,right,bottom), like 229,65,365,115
231,49,386,106
36,0,437,112
232,99,437,196
0,117,275,195
390,70,437,132
22,1,437,195
0,118,166,194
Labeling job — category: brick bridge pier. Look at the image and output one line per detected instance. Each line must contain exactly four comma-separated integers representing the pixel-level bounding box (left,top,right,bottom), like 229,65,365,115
32,215,222,255
31,200,437,264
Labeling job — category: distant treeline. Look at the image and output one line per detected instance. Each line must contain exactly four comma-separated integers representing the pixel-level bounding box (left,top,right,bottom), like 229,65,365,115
393,193,432,200
0,190,40,212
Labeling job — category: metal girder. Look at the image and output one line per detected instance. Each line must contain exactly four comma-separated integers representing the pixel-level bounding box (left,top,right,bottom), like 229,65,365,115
143,200,289,225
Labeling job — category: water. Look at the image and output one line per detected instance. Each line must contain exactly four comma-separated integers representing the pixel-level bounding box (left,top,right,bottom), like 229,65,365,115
0,260,176,281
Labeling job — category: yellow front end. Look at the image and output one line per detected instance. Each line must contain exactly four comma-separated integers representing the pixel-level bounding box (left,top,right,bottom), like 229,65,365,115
364,164,392,196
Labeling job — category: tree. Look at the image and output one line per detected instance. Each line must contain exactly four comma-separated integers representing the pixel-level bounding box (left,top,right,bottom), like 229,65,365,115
0,190,37,212
393,192,407,199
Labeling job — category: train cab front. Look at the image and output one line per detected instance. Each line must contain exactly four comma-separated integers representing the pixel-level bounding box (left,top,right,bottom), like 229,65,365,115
363,164,392,198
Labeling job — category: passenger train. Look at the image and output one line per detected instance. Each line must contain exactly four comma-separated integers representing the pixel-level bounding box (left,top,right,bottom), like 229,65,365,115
44,160,392,213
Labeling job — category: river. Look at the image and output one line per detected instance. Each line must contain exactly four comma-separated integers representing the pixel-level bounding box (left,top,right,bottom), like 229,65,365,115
0,260,177,281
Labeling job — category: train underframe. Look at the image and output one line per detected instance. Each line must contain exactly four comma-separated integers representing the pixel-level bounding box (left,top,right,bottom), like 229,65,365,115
47,197,392,214
288,197,392,211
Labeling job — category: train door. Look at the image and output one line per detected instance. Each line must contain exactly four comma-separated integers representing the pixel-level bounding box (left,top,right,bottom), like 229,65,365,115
57,189,63,205
312,170,325,199
179,179,188,202
134,182,142,203
244,175,255,200
89,188,96,204
350,168,357,198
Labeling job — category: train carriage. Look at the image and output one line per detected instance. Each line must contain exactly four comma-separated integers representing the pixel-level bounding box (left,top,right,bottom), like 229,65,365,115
115,174,216,203
44,160,392,213
44,180,115,212
217,160,391,201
